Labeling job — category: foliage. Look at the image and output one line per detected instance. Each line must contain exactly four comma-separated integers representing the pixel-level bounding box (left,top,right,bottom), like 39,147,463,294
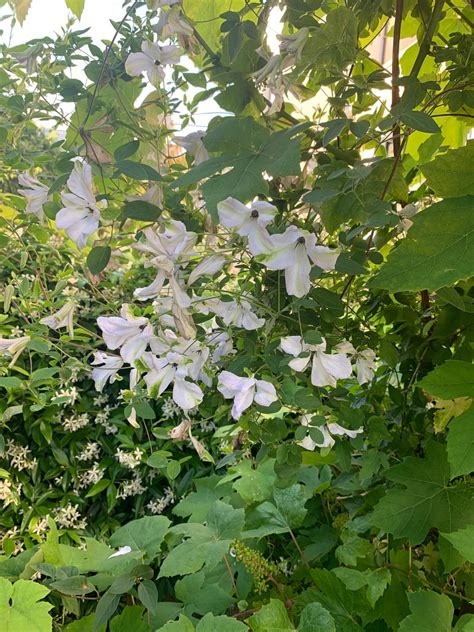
0,0,473,629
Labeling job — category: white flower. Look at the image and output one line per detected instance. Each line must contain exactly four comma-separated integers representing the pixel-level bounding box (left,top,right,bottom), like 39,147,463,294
188,254,226,285
108,545,132,558
115,447,143,470
334,342,377,385
217,371,277,420
144,355,203,411
299,415,363,450
55,162,100,249
125,41,182,86
217,197,277,255
262,226,339,297
97,305,152,363
199,297,264,331
280,336,352,387
18,172,48,220
91,351,124,391
355,349,377,384
40,300,75,338
174,131,209,165
154,7,193,40
0,335,30,367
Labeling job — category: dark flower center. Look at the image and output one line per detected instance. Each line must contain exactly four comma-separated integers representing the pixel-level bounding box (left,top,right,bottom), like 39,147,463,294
154,60,161,66
250,209,259,218
297,236,305,245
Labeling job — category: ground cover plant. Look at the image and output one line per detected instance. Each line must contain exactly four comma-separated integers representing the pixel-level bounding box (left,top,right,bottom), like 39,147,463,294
0,0,473,629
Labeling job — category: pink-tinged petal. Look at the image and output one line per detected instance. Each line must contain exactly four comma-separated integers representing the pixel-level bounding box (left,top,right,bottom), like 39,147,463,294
255,380,277,407
173,378,203,410
232,383,255,419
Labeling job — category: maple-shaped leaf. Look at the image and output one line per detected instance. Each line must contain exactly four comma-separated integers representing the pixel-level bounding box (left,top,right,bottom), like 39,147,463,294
371,442,474,544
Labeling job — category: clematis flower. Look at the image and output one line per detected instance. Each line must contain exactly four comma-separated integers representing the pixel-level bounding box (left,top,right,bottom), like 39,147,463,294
91,351,124,392
217,371,277,420
97,305,152,363
40,300,76,338
217,197,277,255
125,41,182,86
55,162,100,249
261,226,339,297
299,415,363,450
144,354,203,410
174,131,209,165
18,172,48,220
187,254,226,285
280,335,352,387
108,545,132,559
0,335,30,367
198,297,265,331
154,7,194,42
334,342,377,385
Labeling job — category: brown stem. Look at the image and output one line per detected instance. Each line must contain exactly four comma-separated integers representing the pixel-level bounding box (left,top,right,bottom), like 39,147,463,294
289,528,311,570
391,0,404,158
224,555,240,599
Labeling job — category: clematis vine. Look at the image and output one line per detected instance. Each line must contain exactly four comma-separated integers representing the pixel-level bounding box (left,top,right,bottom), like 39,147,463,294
261,226,339,297
91,352,124,392
0,336,30,367
125,41,182,86
217,371,277,420
335,342,377,385
197,297,265,331
97,304,153,363
280,336,352,387
298,415,363,451
55,161,101,249
143,353,203,410
18,172,48,220
217,197,277,255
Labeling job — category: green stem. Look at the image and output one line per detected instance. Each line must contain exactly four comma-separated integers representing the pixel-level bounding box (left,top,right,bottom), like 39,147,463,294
409,0,445,80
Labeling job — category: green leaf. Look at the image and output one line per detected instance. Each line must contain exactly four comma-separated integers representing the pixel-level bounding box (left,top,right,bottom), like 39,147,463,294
64,613,106,632
418,361,474,399
85,478,110,497
206,501,244,539
447,406,474,477
109,516,170,559
173,118,309,218
303,8,358,70
421,143,474,198
94,592,120,630
87,246,111,275
248,599,295,632
298,603,336,632
441,525,474,563
231,459,276,504
370,196,474,292
157,614,194,632
371,442,474,544
398,591,453,632
159,538,230,578
116,160,162,181
455,615,474,631
273,484,308,529
0,578,52,632
399,110,440,133
114,140,139,161
196,613,247,631
109,606,149,632
0,377,23,389
174,571,233,616
65,0,85,19
122,200,162,221
137,579,158,614
335,531,372,566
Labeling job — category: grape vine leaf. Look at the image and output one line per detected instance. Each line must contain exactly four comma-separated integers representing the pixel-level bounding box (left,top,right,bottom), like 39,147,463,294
173,118,310,218
421,143,474,198
13,0,32,25
398,591,453,632
370,196,474,292
371,442,474,544
195,613,247,631
441,525,474,564
109,516,170,559
298,603,336,632
65,0,85,19
418,360,474,400
247,599,295,632
447,405,474,477
0,578,53,632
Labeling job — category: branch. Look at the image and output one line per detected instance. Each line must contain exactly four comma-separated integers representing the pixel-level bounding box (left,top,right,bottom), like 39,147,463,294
391,0,404,158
